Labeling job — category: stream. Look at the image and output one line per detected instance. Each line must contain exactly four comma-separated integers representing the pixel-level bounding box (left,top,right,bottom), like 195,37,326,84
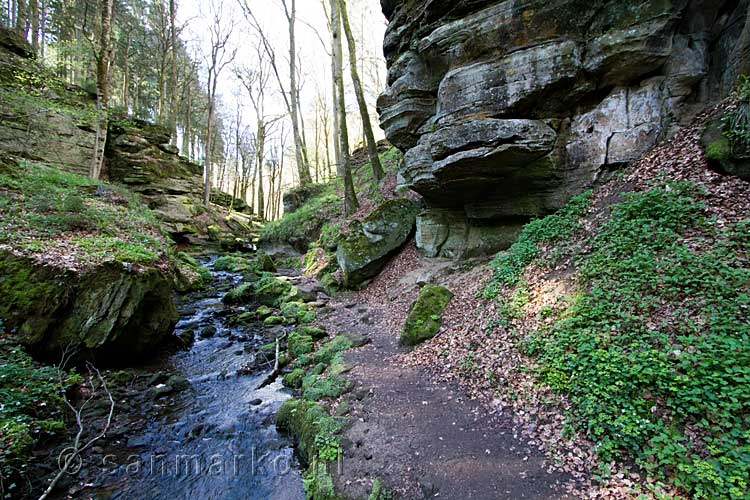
90,256,305,500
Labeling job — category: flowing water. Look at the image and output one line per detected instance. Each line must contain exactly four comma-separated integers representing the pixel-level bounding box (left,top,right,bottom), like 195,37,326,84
100,257,305,500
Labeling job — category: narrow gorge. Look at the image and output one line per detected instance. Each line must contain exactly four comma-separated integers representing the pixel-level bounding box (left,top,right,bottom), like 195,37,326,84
1,1,750,500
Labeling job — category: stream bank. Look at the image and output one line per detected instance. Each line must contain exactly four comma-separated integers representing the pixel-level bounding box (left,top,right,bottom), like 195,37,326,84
39,255,305,500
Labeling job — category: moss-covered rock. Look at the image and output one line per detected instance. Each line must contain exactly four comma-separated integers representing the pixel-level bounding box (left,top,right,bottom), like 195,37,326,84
336,198,420,288
255,275,294,306
275,398,342,464
303,373,353,401
701,117,750,179
172,252,210,292
297,325,327,340
400,284,454,346
214,254,250,272
256,305,273,319
222,283,255,304
281,301,316,324
263,315,285,326
257,253,277,272
312,336,355,365
282,368,306,388
288,332,315,358
0,250,178,361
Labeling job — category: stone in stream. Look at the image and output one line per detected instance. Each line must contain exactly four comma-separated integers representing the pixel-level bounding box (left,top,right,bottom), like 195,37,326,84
199,325,217,338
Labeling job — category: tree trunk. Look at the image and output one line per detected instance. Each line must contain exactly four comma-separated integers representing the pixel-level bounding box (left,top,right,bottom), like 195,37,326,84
338,0,384,182
15,0,26,38
90,0,114,180
256,118,266,220
30,0,38,53
330,0,358,214
204,74,216,205
122,29,131,111
286,0,312,185
169,0,178,143
183,77,192,159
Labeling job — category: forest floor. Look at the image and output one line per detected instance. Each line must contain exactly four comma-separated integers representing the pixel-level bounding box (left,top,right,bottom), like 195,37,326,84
316,244,575,499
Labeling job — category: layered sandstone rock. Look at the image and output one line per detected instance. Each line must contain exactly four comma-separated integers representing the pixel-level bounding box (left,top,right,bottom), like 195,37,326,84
378,0,750,257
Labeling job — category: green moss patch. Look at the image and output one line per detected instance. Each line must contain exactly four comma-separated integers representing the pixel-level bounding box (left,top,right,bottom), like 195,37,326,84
401,285,454,346
255,275,293,306
0,159,167,267
222,283,255,305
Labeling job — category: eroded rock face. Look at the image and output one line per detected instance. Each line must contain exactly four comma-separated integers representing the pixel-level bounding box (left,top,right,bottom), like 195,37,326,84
0,251,178,362
379,0,750,257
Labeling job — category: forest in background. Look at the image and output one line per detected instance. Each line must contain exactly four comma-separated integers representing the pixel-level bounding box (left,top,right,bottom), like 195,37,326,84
0,0,386,220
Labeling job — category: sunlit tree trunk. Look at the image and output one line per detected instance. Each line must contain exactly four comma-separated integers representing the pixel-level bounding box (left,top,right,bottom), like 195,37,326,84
338,0,383,182
330,0,357,214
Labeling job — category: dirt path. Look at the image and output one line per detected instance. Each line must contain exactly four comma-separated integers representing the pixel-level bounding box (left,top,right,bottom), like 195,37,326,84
317,248,573,499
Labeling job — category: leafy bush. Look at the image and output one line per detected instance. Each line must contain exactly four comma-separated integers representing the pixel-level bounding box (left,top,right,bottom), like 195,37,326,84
525,182,750,498
722,75,750,150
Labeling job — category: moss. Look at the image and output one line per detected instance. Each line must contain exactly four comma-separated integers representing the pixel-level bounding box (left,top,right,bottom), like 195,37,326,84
297,325,327,340
214,255,250,272
400,284,454,346
0,252,67,341
260,185,341,252
303,373,353,401
222,283,255,305
281,301,316,324
172,252,210,292
288,332,315,358
337,198,420,287
282,368,306,388
275,398,343,464
263,315,284,326
256,305,273,318
705,136,731,163
312,336,354,365
257,253,277,272
255,275,293,306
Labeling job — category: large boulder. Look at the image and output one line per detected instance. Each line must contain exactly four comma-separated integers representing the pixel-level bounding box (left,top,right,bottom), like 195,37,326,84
701,116,750,180
379,0,750,257
0,251,178,362
400,284,454,346
337,198,419,287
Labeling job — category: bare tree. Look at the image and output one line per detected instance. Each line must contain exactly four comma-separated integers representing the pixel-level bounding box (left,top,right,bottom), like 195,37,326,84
237,0,313,186
38,352,114,500
236,40,276,220
202,1,237,205
330,0,357,214
337,0,384,182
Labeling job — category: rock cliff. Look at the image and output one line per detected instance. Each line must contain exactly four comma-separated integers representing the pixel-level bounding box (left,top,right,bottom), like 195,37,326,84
378,0,750,257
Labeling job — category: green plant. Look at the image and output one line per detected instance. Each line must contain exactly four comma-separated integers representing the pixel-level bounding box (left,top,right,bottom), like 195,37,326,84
723,75,750,150
0,339,73,494
483,190,592,299
525,182,750,498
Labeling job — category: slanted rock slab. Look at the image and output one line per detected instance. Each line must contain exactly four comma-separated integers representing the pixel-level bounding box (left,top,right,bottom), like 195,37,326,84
337,198,419,287
400,284,454,346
